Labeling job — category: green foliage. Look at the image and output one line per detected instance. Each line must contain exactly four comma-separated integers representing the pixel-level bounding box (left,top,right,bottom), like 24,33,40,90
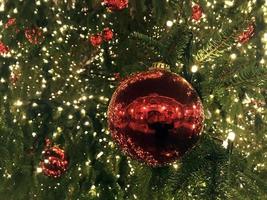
131,24,190,67
0,0,266,199
223,65,267,87
195,22,249,65
200,64,267,98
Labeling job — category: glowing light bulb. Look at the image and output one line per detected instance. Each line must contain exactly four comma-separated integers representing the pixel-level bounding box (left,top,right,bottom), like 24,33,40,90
96,152,104,159
14,100,23,107
228,131,236,141
191,65,199,73
230,53,237,60
166,20,174,27
36,167,43,173
173,163,179,169
222,140,228,149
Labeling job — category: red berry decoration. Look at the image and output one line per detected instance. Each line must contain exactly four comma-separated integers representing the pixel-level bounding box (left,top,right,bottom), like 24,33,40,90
103,0,128,11
108,67,204,166
40,139,68,178
0,41,9,55
25,27,44,44
90,34,103,47
238,24,255,44
102,28,114,42
192,4,203,21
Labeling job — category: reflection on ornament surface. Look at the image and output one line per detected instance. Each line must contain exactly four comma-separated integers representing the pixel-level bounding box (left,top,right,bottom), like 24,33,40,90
108,69,204,166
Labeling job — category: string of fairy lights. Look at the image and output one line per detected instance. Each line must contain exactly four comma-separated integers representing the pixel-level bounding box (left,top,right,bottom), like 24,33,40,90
0,0,266,198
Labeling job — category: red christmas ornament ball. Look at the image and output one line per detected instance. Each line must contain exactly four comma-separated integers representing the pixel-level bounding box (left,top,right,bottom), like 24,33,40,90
102,28,114,41
90,34,103,47
192,4,203,21
108,69,204,166
0,41,9,55
40,141,68,178
103,0,128,11
4,18,19,38
4,18,16,29
25,27,44,44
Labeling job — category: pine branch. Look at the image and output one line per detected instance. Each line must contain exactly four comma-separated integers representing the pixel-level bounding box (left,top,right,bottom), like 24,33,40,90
151,0,169,23
131,24,190,66
131,32,166,51
194,16,253,65
223,65,267,87
195,33,236,65
201,64,267,98
162,24,190,64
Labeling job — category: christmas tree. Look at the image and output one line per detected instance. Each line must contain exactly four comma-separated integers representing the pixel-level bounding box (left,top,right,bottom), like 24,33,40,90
0,0,266,199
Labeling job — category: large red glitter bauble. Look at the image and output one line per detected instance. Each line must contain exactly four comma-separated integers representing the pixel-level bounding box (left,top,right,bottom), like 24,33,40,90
103,0,128,11
40,140,68,178
108,69,204,166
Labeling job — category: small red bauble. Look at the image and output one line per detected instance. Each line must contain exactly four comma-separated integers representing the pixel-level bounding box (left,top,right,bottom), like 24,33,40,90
102,28,114,42
4,18,19,38
0,41,9,55
90,34,103,46
238,24,255,44
192,4,203,21
25,27,44,44
103,0,128,11
108,68,204,166
40,140,68,178
4,18,16,29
